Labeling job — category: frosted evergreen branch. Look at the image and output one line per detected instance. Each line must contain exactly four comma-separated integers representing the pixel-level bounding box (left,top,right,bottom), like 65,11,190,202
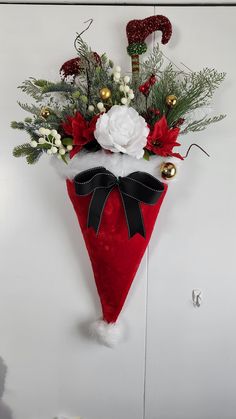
74,34,90,59
181,114,226,134
18,78,43,101
41,82,78,94
141,43,164,77
17,102,41,115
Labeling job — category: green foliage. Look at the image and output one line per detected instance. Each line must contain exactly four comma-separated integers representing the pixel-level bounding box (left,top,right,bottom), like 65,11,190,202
141,43,163,78
150,64,226,132
181,114,226,134
13,143,43,164
18,78,43,102
12,34,226,166
13,143,33,157
26,148,43,164
62,137,73,146
11,121,25,130
18,102,41,116
41,81,77,94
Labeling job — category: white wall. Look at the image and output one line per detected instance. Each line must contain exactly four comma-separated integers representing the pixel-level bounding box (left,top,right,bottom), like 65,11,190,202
0,3,235,419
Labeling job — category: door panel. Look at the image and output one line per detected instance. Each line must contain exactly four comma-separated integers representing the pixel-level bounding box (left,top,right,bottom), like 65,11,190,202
0,5,154,419
145,6,236,419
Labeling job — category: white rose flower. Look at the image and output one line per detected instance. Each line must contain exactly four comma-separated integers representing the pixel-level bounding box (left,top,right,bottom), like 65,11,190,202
94,105,149,159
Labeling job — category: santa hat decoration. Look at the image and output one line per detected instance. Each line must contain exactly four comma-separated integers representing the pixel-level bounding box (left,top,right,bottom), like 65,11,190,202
65,157,167,345
12,15,225,346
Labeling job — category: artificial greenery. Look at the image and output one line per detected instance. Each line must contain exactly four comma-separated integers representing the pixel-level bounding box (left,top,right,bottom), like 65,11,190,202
12,35,225,164
13,143,43,164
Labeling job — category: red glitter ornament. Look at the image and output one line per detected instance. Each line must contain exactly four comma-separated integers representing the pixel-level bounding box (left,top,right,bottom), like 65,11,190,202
60,52,101,80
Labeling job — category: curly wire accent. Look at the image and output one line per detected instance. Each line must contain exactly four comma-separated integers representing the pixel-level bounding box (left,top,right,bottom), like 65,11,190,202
74,19,93,53
184,143,210,159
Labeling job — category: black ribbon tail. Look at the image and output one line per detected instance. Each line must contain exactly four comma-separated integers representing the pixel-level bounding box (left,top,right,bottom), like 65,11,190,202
87,187,113,234
121,193,145,238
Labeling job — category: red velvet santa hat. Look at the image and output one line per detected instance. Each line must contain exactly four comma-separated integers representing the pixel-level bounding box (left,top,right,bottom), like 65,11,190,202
53,150,180,346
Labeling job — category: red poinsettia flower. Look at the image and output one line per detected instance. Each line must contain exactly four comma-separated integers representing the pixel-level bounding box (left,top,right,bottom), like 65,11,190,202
62,112,99,158
146,116,183,160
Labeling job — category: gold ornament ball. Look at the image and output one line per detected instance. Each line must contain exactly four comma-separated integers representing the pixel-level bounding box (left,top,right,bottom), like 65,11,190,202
100,87,111,100
166,94,177,107
160,162,177,180
40,107,50,119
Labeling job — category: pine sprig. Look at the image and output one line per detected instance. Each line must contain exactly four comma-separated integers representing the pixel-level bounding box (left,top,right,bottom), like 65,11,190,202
13,143,34,157
18,78,43,102
151,64,226,132
181,114,226,134
13,143,43,164
17,102,41,116
26,148,42,164
41,81,77,94
141,43,163,78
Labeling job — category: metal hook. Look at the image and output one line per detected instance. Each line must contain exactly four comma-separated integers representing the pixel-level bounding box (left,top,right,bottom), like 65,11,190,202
192,289,202,308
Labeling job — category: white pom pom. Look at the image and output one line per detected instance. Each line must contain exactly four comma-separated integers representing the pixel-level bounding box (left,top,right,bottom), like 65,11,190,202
124,75,130,84
90,319,124,347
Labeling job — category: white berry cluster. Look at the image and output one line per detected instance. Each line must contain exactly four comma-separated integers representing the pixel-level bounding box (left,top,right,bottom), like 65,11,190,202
113,66,134,105
96,102,106,113
119,76,134,105
88,102,106,113
30,128,73,159
113,65,122,82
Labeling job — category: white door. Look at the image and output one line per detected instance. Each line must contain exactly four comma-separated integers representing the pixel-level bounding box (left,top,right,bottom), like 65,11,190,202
146,5,236,419
0,3,235,419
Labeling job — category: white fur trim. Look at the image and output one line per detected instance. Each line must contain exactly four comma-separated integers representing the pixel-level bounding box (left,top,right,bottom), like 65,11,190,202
90,319,124,347
51,150,182,183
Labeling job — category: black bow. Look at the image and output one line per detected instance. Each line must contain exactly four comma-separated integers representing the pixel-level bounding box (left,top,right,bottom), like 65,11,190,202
74,166,165,238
